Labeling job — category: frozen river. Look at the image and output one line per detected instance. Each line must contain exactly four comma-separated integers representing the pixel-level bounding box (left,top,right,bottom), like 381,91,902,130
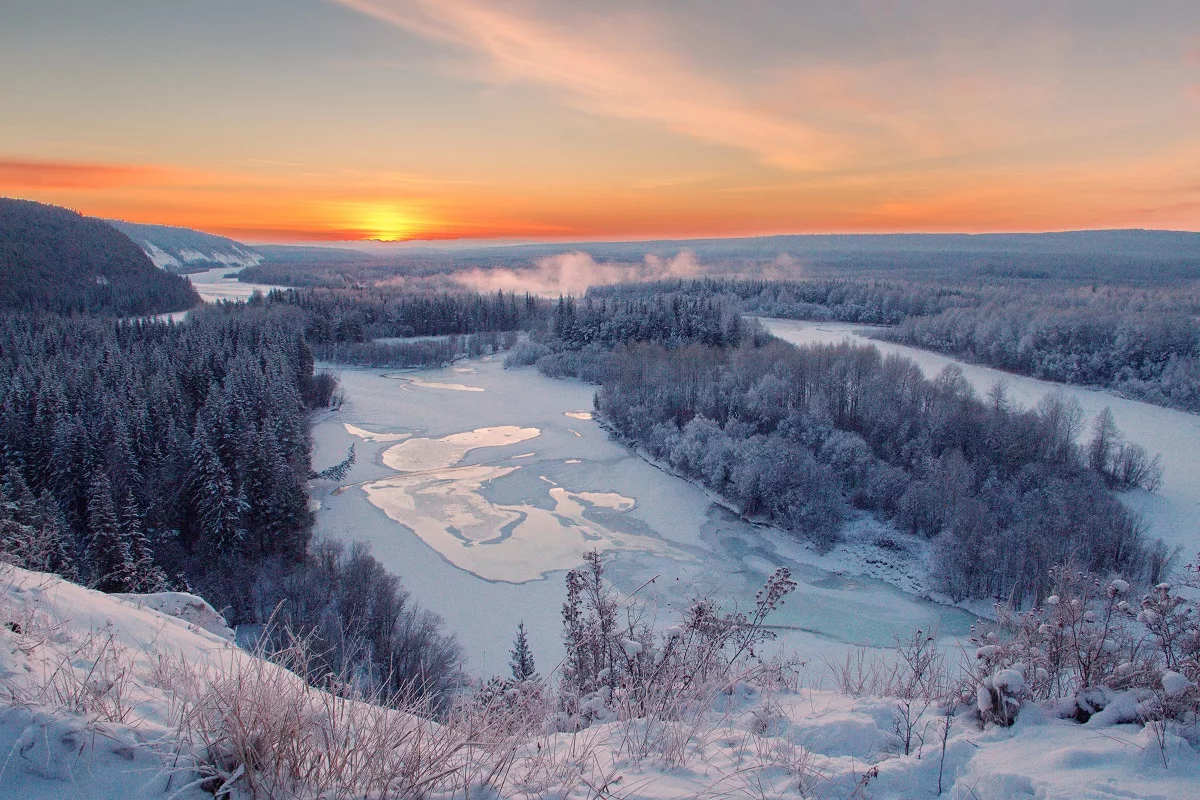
310,359,978,677
183,265,285,303
310,319,1199,678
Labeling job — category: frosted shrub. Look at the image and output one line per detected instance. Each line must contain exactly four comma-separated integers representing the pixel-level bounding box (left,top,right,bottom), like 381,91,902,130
462,676,548,739
1137,572,1200,722
502,339,550,368
1138,580,1200,680
558,551,796,730
964,563,1200,727
966,566,1139,724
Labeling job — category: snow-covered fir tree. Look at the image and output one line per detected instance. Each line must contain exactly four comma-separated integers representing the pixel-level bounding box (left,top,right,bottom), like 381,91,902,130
85,472,136,593
120,489,166,592
510,621,537,682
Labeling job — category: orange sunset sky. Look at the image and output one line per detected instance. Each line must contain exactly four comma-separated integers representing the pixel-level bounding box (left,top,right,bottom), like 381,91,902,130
2,1,1199,243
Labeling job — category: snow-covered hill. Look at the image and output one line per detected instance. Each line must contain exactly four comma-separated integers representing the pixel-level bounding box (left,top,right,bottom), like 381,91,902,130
104,220,262,274
1,565,1197,799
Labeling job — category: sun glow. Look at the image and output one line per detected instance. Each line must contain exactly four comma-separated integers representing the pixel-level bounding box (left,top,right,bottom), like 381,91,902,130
354,204,420,241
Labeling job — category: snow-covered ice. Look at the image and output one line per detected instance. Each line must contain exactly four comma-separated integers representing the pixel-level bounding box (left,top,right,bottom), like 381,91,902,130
182,266,285,304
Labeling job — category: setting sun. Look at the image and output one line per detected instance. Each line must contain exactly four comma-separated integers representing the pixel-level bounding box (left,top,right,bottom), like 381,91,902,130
354,204,419,241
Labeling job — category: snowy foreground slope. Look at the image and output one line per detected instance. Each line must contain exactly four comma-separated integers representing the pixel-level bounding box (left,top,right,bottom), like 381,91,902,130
1,566,1197,799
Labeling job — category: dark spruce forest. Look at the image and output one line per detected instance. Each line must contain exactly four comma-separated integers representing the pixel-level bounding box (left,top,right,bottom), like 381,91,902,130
0,198,199,315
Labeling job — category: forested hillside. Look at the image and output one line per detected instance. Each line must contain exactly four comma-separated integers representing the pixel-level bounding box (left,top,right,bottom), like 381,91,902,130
592,279,1200,413
0,198,200,315
263,286,544,367
0,306,461,703
505,292,753,381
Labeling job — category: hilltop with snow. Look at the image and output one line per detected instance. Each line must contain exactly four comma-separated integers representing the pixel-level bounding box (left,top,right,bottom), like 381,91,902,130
1,564,1197,799
104,220,263,274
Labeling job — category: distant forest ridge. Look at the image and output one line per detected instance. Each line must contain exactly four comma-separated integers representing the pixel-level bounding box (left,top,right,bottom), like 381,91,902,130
238,228,1200,287
0,198,200,315
423,229,1200,259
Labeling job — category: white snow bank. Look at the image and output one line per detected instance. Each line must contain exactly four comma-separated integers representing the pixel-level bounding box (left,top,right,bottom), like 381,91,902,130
2,566,1196,799
0,566,238,798
1162,670,1193,697
560,687,1200,800
110,591,234,641
0,566,439,800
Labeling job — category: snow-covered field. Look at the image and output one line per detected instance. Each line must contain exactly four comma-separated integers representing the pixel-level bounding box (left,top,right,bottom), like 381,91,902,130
310,359,976,678
3,565,1197,800
762,318,1200,558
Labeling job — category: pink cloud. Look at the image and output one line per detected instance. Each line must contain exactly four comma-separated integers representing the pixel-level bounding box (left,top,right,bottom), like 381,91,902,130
332,0,848,171
0,158,168,189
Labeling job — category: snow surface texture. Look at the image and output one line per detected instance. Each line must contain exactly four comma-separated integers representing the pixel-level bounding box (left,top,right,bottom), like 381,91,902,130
0,566,232,799
762,318,1200,558
311,357,975,676
2,565,1197,799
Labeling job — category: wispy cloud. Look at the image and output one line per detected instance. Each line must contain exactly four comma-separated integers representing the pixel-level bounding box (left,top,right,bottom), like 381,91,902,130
0,158,168,189
331,0,847,171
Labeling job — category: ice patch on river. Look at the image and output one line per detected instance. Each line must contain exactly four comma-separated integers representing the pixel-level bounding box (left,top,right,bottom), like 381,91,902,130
183,265,285,303
381,426,540,471
402,376,485,392
344,423,412,443
364,426,682,582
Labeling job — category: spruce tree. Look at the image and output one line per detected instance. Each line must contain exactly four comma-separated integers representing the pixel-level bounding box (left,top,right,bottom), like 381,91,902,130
510,621,537,682
2,465,36,523
120,490,166,593
187,420,245,554
86,472,135,592
35,489,77,580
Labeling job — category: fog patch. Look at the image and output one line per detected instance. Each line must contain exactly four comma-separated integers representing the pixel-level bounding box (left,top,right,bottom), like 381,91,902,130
453,249,703,296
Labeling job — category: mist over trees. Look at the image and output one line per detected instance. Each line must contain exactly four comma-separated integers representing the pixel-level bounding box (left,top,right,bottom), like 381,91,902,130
238,229,1200,289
